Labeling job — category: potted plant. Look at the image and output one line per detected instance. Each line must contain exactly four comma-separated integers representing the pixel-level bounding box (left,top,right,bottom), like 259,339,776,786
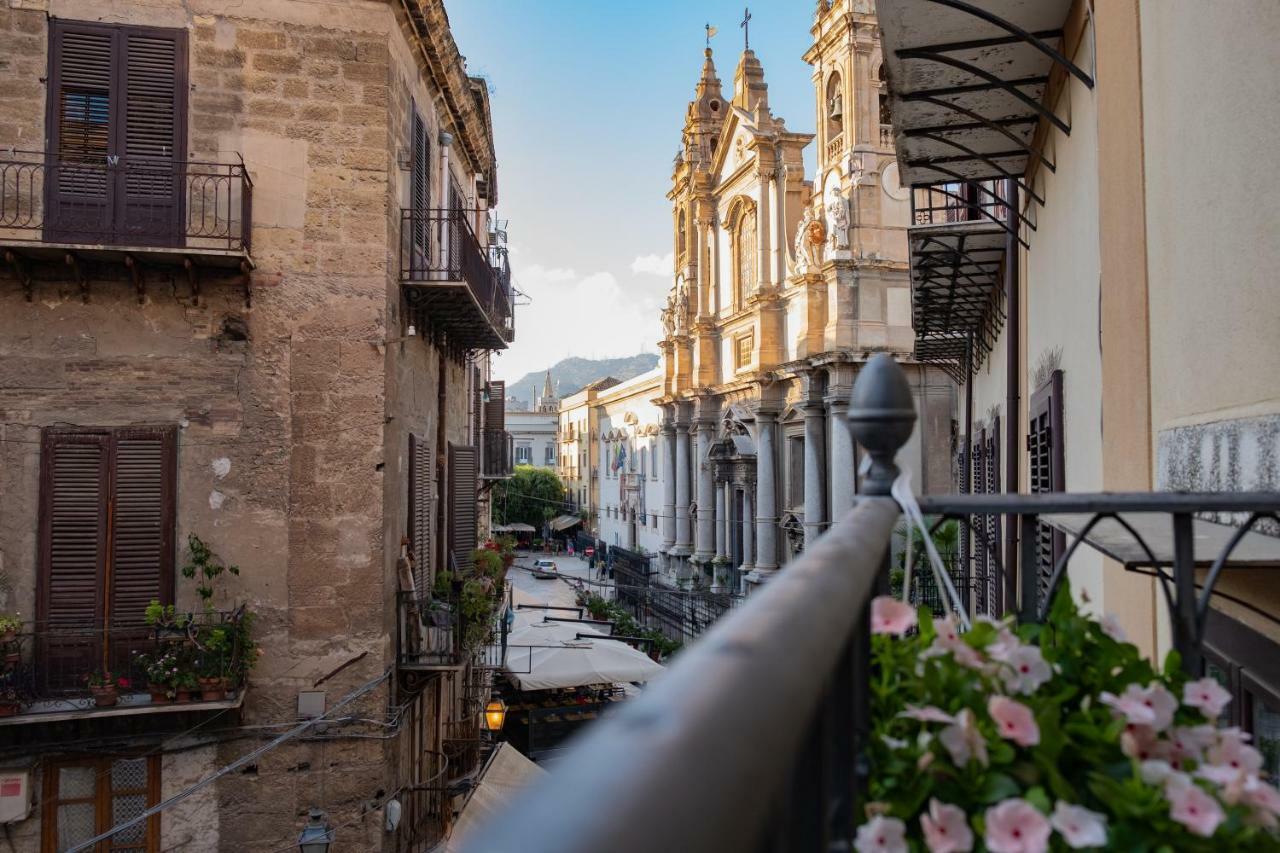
195,624,233,700
135,649,178,704
173,670,198,703
144,600,190,642
859,590,1280,851
0,613,20,644
85,670,129,707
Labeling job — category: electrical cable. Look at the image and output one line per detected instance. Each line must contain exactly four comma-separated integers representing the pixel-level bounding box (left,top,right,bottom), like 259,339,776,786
65,669,391,853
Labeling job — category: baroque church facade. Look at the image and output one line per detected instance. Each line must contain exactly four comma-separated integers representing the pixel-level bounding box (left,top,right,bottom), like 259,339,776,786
652,0,954,589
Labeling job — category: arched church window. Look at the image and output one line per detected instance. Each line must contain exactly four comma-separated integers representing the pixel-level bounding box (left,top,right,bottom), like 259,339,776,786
677,209,688,261
825,72,843,139
733,204,757,308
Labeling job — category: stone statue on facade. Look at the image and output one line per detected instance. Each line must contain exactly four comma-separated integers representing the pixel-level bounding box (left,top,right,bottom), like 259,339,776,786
675,280,690,334
826,193,850,252
661,292,676,338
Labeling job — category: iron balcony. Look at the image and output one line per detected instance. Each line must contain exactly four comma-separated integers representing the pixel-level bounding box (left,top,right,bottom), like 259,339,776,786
400,208,513,351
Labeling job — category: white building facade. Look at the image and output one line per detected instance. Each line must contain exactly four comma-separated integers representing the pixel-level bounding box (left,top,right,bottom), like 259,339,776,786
594,370,666,555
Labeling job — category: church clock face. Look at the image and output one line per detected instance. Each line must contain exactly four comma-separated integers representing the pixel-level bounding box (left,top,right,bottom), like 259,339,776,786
881,161,910,201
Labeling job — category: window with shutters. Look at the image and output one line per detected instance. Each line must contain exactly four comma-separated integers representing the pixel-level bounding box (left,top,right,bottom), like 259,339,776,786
448,443,478,572
409,102,431,269
1028,370,1066,603
45,20,188,246
970,420,1002,617
407,433,433,595
39,427,176,682
42,756,160,852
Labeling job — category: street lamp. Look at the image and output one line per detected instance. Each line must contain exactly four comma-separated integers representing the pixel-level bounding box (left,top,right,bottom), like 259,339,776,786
483,697,508,732
297,808,334,853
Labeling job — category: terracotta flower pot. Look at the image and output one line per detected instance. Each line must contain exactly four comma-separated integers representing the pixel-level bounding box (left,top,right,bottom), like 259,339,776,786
197,677,226,702
148,684,172,705
0,701,18,718
90,685,119,707
175,688,194,703
0,629,16,643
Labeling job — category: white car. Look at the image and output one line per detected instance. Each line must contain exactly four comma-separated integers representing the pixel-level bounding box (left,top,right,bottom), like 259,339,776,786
532,559,556,570
531,559,558,578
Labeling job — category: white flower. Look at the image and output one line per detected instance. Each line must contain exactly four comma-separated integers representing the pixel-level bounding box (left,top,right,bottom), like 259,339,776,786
854,815,908,853
939,708,989,768
1050,801,1108,849
999,645,1053,695
1099,613,1127,642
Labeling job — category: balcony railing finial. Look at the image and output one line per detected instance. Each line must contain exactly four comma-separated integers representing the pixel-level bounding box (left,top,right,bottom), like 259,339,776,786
846,354,916,496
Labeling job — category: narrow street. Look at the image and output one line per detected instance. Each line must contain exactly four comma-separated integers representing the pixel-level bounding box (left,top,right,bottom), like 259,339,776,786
506,552,601,611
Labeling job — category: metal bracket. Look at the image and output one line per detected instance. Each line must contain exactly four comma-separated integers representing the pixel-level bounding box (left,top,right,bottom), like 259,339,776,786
4,250,32,302
124,254,144,304
64,252,87,303
183,257,200,306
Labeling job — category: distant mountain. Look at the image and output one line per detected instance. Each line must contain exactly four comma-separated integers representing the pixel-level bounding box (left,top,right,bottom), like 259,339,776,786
505,353,659,410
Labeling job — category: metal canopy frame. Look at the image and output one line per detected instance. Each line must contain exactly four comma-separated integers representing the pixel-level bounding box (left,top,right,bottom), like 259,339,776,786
878,0,1092,375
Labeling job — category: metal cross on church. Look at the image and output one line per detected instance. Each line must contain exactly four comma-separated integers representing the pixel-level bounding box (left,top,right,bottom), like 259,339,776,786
740,7,751,50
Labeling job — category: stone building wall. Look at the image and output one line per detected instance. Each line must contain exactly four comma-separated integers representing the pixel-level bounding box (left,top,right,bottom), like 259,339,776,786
0,1,493,849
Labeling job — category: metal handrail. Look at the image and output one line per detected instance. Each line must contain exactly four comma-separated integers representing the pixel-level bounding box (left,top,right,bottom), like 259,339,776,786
460,497,899,852
0,150,252,252
399,207,511,332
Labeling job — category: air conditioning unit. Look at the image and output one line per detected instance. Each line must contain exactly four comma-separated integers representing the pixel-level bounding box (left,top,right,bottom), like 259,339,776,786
0,769,32,823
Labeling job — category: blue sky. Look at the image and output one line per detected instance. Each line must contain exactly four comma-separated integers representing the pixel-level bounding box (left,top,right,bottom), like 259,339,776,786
446,1,821,382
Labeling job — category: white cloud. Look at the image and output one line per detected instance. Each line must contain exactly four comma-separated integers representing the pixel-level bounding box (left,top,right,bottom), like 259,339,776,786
493,261,667,384
629,252,674,277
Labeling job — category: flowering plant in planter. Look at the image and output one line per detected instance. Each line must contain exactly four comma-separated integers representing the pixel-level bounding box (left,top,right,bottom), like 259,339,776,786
858,591,1280,852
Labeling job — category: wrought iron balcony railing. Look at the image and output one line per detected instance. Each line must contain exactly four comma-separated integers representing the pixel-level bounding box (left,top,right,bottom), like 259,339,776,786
396,581,510,675
400,208,512,350
481,428,513,480
0,608,248,723
0,151,252,253
459,355,1280,853
911,178,1009,228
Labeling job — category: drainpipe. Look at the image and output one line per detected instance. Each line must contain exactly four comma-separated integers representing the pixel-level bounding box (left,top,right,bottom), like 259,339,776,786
1003,181,1021,614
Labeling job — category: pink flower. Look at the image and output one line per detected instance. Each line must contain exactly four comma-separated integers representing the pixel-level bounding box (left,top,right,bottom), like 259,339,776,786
871,597,917,636
1121,725,1160,761
934,616,962,646
1167,780,1225,837
988,696,1040,747
920,798,974,853
939,708,989,768
984,798,1051,853
1205,733,1263,775
1140,759,1189,788
1050,801,1108,849
1099,682,1177,731
999,645,1052,695
1240,776,1280,829
900,705,956,724
854,815,907,853
1100,613,1127,642
1183,678,1232,719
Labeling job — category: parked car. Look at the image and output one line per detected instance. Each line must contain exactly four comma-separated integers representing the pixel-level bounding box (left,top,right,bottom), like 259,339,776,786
531,559,558,579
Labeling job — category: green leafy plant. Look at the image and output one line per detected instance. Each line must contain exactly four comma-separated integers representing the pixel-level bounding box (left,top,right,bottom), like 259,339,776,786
581,593,681,659
143,600,189,630
182,534,240,610
0,613,22,635
859,589,1280,851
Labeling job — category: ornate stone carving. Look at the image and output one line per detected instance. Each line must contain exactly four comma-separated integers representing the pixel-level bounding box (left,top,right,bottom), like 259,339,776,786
794,206,827,275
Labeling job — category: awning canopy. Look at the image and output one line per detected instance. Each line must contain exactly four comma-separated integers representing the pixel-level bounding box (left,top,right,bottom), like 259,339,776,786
492,522,537,534
548,514,582,532
878,0,1094,377
504,618,664,691
444,743,546,852
878,0,1093,188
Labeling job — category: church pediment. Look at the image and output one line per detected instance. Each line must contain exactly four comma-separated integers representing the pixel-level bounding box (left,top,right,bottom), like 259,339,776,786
711,107,765,185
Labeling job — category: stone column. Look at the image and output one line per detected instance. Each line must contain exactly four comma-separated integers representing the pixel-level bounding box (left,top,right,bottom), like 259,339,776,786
803,399,827,547
674,418,692,556
694,417,716,564
827,393,856,520
715,482,728,559
752,411,779,579
741,485,755,578
661,416,676,553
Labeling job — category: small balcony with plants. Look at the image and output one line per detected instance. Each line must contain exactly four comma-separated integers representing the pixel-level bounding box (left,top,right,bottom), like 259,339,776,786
0,535,257,726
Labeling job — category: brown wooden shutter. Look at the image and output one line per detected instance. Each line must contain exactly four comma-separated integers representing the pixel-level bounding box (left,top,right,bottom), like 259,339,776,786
410,104,430,265
485,380,505,433
408,432,433,593
119,25,187,245
39,431,111,631
107,427,176,629
46,21,186,245
448,443,477,572
1028,370,1066,603
47,21,116,239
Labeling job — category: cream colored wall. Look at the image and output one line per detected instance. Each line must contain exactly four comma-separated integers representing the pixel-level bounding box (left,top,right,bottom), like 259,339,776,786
1140,0,1280,432
1023,31,1105,610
